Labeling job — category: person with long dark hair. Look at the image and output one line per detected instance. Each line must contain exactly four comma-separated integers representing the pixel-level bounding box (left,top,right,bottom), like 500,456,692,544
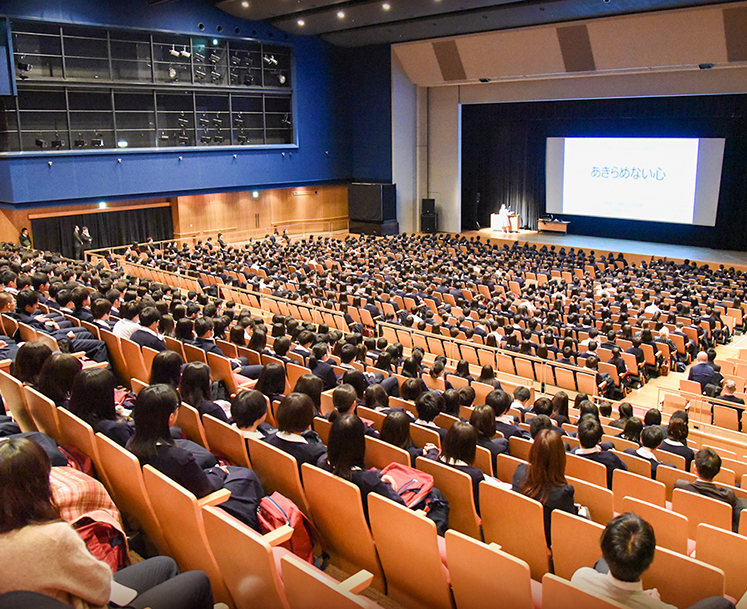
179,362,229,423
128,384,264,530
149,350,183,388
512,429,577,547
0,437,216,609
36,353,82,408
68,368,133,447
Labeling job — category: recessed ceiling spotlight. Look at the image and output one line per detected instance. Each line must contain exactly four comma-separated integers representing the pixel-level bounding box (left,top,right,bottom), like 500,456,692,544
383,2,391,9
241,1,249,7
297,19,305,26
337,11,345,18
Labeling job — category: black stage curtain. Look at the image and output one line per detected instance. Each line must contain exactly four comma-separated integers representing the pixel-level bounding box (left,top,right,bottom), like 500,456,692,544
31,206,173,259
461,94,747,251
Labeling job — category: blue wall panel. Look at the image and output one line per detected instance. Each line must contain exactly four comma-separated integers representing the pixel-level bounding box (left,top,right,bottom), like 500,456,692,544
0,0,360,205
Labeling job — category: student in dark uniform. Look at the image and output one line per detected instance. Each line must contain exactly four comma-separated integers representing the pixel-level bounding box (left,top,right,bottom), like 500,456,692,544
264,393,327,473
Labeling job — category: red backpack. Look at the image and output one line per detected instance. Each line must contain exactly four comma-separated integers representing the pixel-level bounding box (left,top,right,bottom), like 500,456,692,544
379,463,434,508
257,492,322,564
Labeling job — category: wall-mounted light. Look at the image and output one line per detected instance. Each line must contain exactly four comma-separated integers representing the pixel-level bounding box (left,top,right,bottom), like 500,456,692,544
35,138,48,149
230,55,241,66
168,65,177,79
213,135,224,144
98,202,107,209
244,73,255,86
51,134,65,149
117,140,128,148
74,137,86,148
199,115,209,127
209,52,221,64
281,113,292,126
181,45,191,58
195,67,207,79
210,69,222,81
177,113,189,127
177,133,189,145
16,58,33,76
252,190,259,198
169,45,180,57
236,134,248,144
193,51,206,63
263,55,277,66
234,114,244,127
200,134,212,144
212,115,223,126
277,72,286,84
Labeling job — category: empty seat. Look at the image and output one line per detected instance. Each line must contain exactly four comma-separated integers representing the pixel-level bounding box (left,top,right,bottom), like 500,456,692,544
550,510,604,581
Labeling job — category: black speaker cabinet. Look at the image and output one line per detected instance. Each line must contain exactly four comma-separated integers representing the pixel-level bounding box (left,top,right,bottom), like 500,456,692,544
350,219,399,236
421,212,437,234
421,198,435,215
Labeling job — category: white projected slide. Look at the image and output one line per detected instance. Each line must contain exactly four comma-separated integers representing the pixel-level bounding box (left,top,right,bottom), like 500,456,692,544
545,137,725,226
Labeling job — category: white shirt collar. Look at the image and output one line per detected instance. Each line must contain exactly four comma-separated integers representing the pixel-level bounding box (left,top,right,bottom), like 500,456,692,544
636,447,657,460
575,446,602,455
276,431,308,444
663,438,684,447
496,414,515,424
238,428,264,440
606,572,643,592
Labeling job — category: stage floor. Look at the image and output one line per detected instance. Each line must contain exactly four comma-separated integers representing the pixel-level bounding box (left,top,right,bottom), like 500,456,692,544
465,228,747,268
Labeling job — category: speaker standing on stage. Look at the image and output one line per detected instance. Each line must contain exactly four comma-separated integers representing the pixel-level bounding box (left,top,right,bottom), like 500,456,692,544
498,204,511,233
81,227,92,257
73,225,83,259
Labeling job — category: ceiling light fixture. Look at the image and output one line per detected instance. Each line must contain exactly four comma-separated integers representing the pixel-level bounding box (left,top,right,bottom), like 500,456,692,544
241,0,249,7
297,19,305,26
383,3,391,9
337,11,345,18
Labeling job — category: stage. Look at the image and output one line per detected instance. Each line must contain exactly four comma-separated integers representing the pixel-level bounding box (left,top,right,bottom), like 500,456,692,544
464,228,747,269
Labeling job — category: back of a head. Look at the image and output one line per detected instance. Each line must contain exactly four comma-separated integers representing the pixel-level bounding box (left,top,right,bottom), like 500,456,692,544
577,400,599,420
341,370,367,399
644,408,662,427
523,429,566,498
130,384,181,461
530,414,553,439
694,447,721,481
327,413,365,480
618,403,634,420
514,386,530,403
14,342,52,385
601,513,656,582
640,425,663,450
457,386,476,407
149,349,184,387
276,392,315,433
400,377,424,402
622,417,643,442
332,384,357,414
364,383,389,409
178,361,212,407
667,416,689,442
415,391,442,422
442,421,478,465
532,397,552,417
469,404,496,439
231,389,267,429
485,389,511,416
577,414,603,449
380,411,412,449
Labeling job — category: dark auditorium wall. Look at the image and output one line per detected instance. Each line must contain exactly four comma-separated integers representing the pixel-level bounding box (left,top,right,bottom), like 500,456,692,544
0,0,394,208
462,94,747,251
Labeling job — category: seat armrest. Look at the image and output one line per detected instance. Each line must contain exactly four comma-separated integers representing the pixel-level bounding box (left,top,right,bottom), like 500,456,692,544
339,570,374,595
262,525,294,546
197,488,231,507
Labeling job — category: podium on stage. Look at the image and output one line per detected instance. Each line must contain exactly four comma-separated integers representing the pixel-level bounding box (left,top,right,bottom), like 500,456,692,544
490,212,520,232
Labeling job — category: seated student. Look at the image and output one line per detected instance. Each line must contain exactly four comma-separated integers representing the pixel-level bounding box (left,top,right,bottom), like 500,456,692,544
571,415,627,488
450,359,474,383
91,297,116,331
470,404,509,472
36,353,82,409
550,391,571,427
435,421,489,513
716,379,745,431
113,300,142,340
129,384,264,531
306,342,338,391
400,377,425,403
254,363,287,404
512,429,578,548
658,412,695,472
477,365,502,390
190,317,261,378
624,426,670,479
609,402,634,430
321,414,448,533
618,417,643,445
379,410,438,466
269,335,294,365
264,393,327,473
130,306,168,352
487,389,530,440
511,386,532,421
572,513,733,609
675,448,744,533
178,362,229,423
0,437,217,609
412,391,447,440
231,389,276,440
458,386,476,409
442,388,462,419
327,384,378,437
293,374,323,416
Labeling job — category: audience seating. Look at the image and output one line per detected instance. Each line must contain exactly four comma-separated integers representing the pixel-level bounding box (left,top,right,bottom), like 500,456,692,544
95,433,172,558
479,483,549,581
656,466,697,501
542,573,628,609
550,510,604,581
120,338,149,384
612,450,651,478
202,505,293,609
565,453,608,489
245,437,312,520
207,352,253,396
696,523,747,600
368,493,453,609
175,402,210,449
99,329,131,387
612,469,665,513
620,497,689,555
0,369,35,432
672,488,733,538
566,476,614,526
142,464,234,606
23,385,61,441
445,529,540,609
416,456,482,540
280,553,380,609
202,414,252,469
301,463,387,593
57,407,113,494
363,436,410,469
